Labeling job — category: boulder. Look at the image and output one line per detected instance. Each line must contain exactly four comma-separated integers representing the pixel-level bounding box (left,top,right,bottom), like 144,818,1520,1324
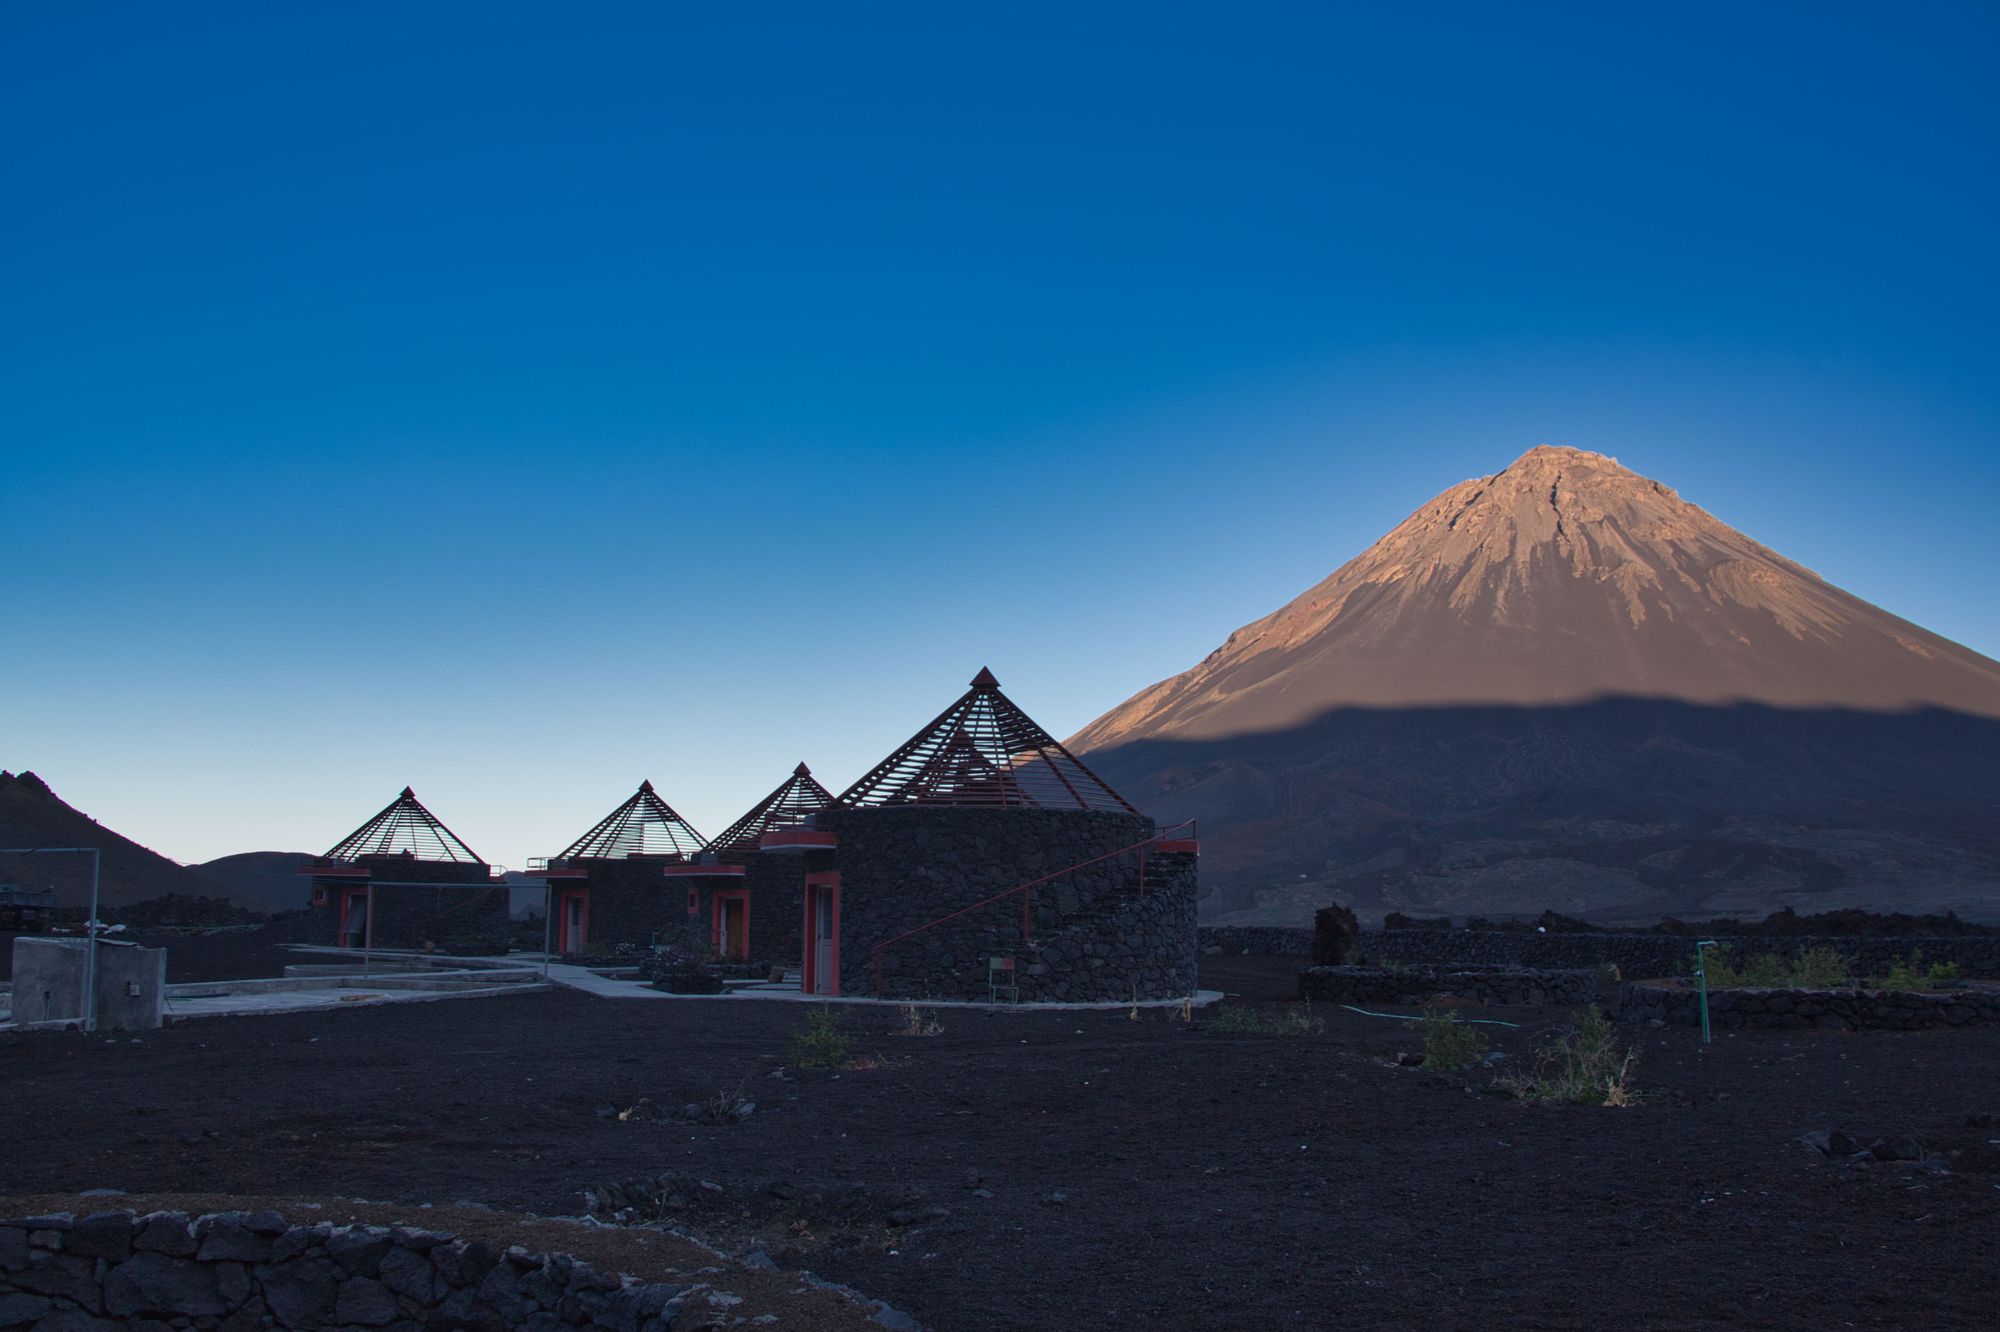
103,1252,227,1317
66,1212,135,1263
332,1276,401,1326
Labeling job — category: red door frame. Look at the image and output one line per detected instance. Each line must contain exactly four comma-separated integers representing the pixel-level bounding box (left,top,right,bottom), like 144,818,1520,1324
711,889,751,961
337,887,369,948
557,888,590,954
802,872,841,996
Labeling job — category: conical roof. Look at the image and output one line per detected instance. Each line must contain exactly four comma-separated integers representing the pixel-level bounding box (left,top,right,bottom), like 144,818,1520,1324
323,787,485,864
556,781,708,861
709,763,836,853
839,668,1137,812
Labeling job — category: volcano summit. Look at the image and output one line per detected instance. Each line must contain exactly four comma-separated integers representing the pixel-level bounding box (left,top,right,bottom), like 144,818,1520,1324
1074,446,2000,925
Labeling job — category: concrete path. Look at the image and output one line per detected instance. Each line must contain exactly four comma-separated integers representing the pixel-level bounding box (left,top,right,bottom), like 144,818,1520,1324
163,981,547,1021
486,955,1225,1011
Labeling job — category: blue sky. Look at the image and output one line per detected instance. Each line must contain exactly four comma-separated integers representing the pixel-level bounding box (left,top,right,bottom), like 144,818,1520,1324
3,2,1996,869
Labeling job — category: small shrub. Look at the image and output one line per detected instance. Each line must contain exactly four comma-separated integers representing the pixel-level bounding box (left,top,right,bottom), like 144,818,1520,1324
789,1005,853,1069
1880,950,1961,991
1704,946,1849,989
1418,1003,1489,1070
1206,1004,1324,1036
899,1004,942,1037
1703,947,1786,987
1505,1006,1639,1107
1788,947,1851,988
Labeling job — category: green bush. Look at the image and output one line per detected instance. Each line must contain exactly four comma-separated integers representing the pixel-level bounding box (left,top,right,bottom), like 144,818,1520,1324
1418,1004,1489,1070
789,1005,853,1069
1788,947,1852,988
1504,1006,1639,1107
1704,946,1849,989
1880,949,1961,991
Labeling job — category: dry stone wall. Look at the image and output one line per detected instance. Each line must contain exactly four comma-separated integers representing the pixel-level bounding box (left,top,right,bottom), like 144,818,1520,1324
1200,927,2000,979
0,1208,690,1331
1298,964,1602,1007
1619,981,2000,1031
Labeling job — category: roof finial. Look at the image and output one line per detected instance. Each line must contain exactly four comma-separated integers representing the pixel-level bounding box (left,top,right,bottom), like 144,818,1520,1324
793,762,812,776
971,666,1000,690
638,779,654,793
399,786,416,799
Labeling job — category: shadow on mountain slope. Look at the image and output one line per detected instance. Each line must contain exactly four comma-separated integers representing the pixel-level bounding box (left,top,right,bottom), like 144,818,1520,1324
1081,698,2000,926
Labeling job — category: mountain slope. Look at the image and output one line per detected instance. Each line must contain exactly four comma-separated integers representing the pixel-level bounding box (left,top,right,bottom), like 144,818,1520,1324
1073,447,2000,924
195,851,316,915
1078,446,2000,751
0,770,241,911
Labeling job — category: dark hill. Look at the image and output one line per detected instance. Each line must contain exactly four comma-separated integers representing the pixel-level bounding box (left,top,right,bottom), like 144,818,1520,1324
195,851,316,915
1073,447,2000,924
0,770,240,912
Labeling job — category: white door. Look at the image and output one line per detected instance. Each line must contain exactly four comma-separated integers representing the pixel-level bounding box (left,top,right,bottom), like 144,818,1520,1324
566,896,585,953
813,892,836,994
342,894,366,946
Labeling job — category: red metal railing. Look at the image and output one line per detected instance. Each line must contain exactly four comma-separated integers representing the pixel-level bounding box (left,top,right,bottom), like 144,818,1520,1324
870,819,1196,996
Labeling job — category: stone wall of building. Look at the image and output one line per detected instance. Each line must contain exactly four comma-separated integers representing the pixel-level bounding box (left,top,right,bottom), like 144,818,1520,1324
570,859,683,954
0,1208,690,1330
677,856,802,969
305,857,508,954
741,852,804,970
825,806,1198,1002
1198,927,2000,979
1619,980,2000,1030
1298,964,1603,1007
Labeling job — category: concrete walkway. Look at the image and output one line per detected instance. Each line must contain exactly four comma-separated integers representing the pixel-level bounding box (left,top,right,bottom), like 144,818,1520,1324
163,980,546,1020
487,954,1225,1011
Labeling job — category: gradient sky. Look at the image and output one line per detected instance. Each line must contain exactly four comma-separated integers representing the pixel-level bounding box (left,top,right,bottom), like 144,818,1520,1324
4,2,1996,872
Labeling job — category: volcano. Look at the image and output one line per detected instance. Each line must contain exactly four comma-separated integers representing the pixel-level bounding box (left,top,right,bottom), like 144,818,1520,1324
1073,447,2000,925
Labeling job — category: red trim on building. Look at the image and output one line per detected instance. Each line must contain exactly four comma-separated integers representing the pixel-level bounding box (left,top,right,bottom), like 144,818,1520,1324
556,888,590,954
758,829,837,853
663,864,747,878
335,887,370,948
711,888,751,961
802,872,841,997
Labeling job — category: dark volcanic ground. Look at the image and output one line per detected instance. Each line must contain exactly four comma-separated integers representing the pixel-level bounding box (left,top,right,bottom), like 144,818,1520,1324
4,965,1998,1331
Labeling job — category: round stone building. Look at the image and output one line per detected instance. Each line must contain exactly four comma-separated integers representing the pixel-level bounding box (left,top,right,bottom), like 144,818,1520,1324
774,669,1198,1002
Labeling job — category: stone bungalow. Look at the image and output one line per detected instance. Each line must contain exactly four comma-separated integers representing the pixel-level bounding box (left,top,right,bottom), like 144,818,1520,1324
299,787,509,953
529,780,708,955
671,762,835,968
768,669,1199,1002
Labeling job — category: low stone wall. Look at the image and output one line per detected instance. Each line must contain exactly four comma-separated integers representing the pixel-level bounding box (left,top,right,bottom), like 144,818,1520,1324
1298,964,1601,1007
0,1208,688,1330
1619,981,2000,1031
1199,927,2000,979
1200,926,1315,955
